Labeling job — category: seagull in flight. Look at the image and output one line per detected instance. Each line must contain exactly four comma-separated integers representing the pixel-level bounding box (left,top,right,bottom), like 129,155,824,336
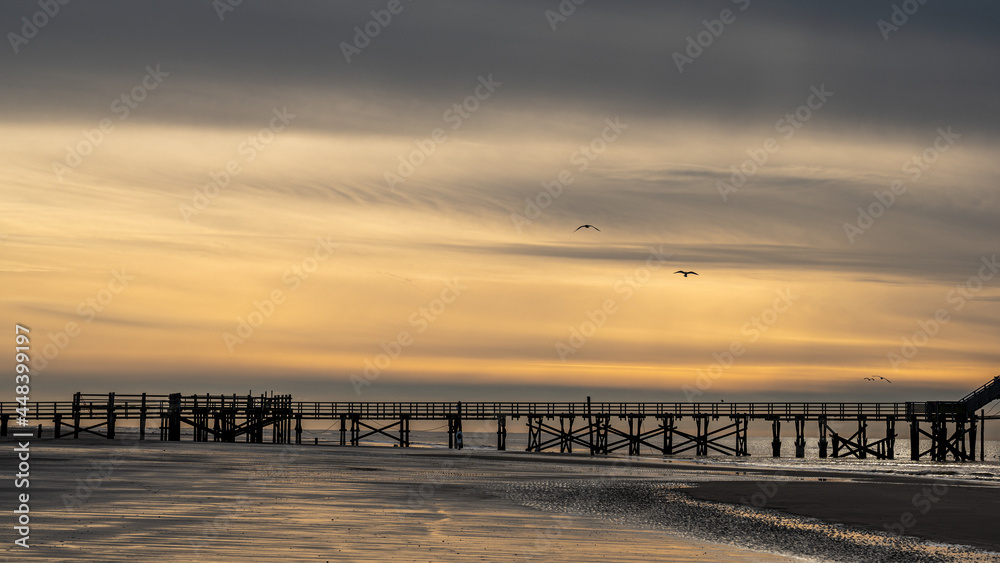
674,271,698,277
876,375,892,383
574,225,600,232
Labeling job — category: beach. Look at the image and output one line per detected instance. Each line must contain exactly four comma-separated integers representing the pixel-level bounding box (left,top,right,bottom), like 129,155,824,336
3,438,999,562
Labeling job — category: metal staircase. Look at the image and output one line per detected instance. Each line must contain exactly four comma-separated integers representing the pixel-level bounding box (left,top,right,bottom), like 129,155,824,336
960,375,1000,413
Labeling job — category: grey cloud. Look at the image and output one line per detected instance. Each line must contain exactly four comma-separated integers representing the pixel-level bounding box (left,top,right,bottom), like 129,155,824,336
1,1,998,137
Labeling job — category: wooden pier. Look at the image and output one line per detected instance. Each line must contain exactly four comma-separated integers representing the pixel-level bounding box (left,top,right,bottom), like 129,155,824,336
3,376,998,462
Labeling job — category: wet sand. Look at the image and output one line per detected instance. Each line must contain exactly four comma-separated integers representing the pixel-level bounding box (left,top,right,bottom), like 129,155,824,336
2,439,793,562
3,438,998,562
686,480,1000,552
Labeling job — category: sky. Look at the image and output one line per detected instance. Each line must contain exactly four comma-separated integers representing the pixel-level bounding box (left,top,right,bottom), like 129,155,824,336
2,0,999,406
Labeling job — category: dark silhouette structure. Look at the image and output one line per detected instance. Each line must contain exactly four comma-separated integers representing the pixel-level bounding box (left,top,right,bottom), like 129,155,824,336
3,377,998,462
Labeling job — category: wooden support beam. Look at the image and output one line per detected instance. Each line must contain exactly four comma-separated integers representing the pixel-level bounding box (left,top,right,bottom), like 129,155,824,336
448,415,464,449
697,416,709,456
560,416,574,453
858,417,868,460
139,393,147,441
771,419,781,457
526,416,541,452
824,417,895,460
628,416,643,456
818,417,828,458
668,417,743,456
586,396,594,455
399,416,409,447
735,416,749,456
604,422,664,454
448,402,464,450
934,417,946,461
968,415,977,461
527,416,599,453
661,415,674,456
594,415,608,455
73,392,81,439
295,414,303,445
344,418,406,445
106,392,116,440
497,416,506,451
886,417,896,460
56,420,112,439
794,416,806,458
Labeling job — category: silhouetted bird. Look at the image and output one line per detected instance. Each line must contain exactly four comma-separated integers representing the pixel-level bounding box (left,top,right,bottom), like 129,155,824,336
574,225,600,232
675,271,698,277
865,376,891,383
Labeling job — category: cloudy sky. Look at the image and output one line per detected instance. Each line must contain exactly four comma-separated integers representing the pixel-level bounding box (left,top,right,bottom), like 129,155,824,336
2,0,999,404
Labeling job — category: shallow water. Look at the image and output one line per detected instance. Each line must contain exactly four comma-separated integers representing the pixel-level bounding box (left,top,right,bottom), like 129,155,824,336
41,428,998,562
1,439,804,562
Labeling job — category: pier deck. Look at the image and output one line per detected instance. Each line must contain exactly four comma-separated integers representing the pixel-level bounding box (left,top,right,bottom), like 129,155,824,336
2,378,998,462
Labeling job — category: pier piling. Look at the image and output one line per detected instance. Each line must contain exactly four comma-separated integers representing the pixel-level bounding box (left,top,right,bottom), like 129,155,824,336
4,387,998,463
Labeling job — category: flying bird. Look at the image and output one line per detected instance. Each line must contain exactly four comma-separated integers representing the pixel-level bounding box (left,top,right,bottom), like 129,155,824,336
675,271,698,277
574,225,600,232
864,376,891,383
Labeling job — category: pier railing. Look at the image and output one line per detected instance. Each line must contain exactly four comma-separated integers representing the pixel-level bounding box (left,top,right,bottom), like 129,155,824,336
2,398,911,420
1,391,995,462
